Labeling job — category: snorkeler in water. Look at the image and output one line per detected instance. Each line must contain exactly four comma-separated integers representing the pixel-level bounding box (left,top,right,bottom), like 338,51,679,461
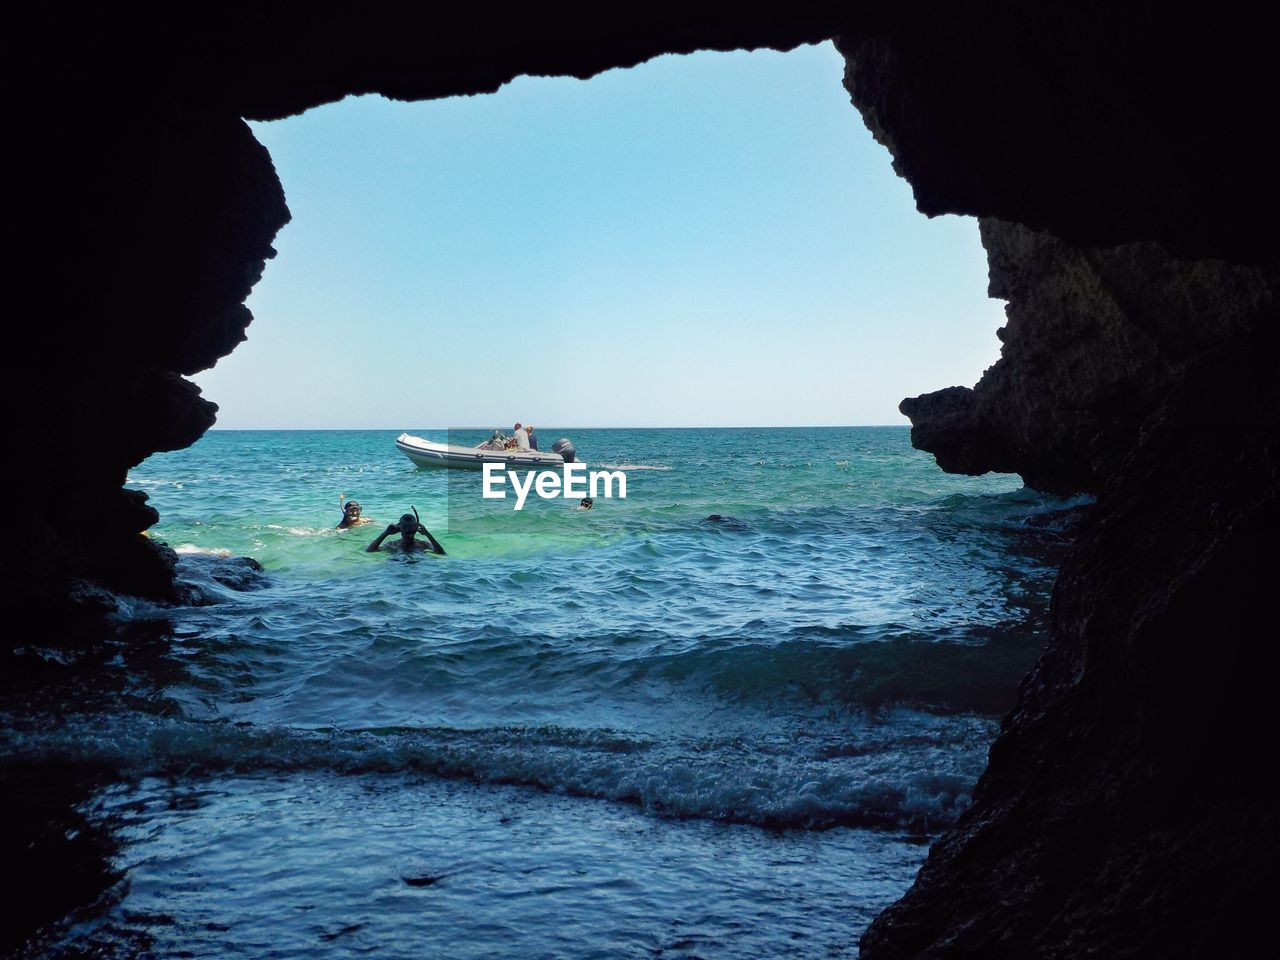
337,495,372,529
577,497,594,511
366,507,446,555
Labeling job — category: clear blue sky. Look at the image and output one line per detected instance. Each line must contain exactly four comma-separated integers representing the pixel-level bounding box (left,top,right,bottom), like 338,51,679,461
198,41,1003,429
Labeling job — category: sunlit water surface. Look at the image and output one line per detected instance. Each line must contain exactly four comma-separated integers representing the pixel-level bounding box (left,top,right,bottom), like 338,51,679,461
5,428,1081,958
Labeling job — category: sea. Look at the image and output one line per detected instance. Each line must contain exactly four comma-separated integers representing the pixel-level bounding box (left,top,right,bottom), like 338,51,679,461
3,427,1082,959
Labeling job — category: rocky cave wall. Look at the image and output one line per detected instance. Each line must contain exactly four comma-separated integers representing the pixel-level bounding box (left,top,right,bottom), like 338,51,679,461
900,219,1276,494
15,7,1278,958
835,10,1278,957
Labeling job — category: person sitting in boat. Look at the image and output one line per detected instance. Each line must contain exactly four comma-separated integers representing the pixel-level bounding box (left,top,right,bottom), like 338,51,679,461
366,510,446,555
507,422,531,452
337,496,372,529
526,424,539,451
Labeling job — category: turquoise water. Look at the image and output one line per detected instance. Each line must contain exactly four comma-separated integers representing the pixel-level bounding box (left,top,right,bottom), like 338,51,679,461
7,427,1077,958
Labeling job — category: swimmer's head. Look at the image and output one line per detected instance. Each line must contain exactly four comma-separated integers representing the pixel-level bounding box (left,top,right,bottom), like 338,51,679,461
580,497,594,510
343,501,362,519
399,513,418,534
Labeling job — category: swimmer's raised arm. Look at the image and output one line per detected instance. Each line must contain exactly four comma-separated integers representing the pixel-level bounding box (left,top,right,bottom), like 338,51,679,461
366,523,399,553
417,525,446,556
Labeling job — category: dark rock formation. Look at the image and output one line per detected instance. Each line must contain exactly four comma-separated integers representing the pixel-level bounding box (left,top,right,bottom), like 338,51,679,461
173,554,268,605
865,351,1278,959
838,7,1277,262
900,220,1277,494
836,9,1280,958
12,6,1279,958
1,770,124,955
18,106,287,616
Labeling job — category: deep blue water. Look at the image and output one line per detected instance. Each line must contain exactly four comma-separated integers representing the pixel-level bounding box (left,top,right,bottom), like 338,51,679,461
4,427,1079,958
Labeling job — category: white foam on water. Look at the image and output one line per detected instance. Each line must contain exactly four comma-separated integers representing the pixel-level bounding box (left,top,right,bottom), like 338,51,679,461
173,544,233,557
263,524,332,536
0,713,984,833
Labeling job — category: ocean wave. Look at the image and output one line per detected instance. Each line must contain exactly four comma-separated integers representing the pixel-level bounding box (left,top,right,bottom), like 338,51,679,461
596,463,673,471
0,716,981,833
140,610,1042,720
635,629,1043,716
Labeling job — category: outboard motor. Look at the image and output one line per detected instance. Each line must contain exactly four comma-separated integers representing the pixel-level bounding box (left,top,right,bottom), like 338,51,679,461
552,437,576,463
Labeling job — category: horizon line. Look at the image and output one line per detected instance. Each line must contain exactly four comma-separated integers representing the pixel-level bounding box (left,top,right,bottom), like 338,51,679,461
205,423,912,432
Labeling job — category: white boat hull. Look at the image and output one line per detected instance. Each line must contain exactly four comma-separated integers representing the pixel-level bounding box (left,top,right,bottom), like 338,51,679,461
395,433,566,471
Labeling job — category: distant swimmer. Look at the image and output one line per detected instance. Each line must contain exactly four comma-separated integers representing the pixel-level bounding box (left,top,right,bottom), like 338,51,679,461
577,497,594,511
366,508,446,555
703,514,749,531
337,496,372,529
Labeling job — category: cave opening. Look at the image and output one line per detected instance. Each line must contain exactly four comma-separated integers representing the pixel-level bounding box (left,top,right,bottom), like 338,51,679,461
10,12,1277,958
5,40,1077,959
66,42,1069,957
195,42,1004,433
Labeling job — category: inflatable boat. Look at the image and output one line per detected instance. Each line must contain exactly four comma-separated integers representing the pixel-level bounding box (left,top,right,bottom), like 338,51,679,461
395,433,577,471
